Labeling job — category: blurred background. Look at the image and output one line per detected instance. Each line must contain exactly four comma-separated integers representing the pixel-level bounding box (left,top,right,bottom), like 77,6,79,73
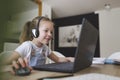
0,0,38,52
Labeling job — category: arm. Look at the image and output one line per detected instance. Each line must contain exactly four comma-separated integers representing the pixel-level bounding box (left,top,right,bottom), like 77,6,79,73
48,52,74,63
3,51,28,69
4,51,20,65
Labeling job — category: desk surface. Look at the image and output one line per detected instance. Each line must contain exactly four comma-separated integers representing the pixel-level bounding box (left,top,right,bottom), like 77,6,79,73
0,64,120,80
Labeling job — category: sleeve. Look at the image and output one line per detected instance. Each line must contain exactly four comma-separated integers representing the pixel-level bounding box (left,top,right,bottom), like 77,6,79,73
15,41,32,58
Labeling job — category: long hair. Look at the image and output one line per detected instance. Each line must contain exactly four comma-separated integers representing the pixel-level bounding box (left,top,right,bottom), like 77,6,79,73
19,21,33,44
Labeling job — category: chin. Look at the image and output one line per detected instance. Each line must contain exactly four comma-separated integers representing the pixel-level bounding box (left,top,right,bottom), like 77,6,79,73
43,42,49,45
42,40,50,45
46,40,50,43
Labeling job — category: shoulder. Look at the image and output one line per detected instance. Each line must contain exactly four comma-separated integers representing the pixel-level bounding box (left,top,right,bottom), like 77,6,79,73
15,41,32,50
21,41,32,46
15,41,32,57
19,41,33,48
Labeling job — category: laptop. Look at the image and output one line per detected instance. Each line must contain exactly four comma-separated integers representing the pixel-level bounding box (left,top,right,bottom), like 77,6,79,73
33,18,99,73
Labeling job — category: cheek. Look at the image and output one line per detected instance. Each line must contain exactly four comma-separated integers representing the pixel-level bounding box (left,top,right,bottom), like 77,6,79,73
39,32,46,38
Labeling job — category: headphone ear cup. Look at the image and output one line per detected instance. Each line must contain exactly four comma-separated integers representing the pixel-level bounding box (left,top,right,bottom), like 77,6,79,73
32,16,43,38
32,29,37,38
36,28,39,38
32,29,39,38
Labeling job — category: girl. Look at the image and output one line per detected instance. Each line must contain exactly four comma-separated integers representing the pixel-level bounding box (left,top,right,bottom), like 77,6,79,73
6,16,74,73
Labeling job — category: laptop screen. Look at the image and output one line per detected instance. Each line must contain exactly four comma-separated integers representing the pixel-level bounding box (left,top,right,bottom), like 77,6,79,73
73,18,99,72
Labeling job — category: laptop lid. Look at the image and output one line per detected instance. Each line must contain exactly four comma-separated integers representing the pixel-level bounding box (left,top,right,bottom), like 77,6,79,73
73,18,99,72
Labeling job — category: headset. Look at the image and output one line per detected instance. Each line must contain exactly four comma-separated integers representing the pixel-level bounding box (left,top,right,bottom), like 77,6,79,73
32,16,44,38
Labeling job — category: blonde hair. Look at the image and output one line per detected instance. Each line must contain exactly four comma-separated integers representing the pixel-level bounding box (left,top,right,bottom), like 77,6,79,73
31,16,54,29
19,21,33,44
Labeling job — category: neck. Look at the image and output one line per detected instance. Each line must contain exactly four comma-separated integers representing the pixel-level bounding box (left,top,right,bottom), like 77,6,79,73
32,39,43,48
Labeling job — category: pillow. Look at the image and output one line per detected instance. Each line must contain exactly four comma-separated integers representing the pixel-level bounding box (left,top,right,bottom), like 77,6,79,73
108,52,120,60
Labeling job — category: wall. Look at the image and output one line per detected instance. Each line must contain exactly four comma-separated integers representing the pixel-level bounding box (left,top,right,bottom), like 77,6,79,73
5,9,38,41
53,13,99,57
42,2,52,19
96,7,120,57
0,8,38,52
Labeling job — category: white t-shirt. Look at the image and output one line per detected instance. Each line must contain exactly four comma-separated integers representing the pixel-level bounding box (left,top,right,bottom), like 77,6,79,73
15,41,51,67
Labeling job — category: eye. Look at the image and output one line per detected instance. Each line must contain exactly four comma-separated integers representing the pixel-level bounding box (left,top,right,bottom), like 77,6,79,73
44,30,48,32
51,31,53,34
44,29,53,34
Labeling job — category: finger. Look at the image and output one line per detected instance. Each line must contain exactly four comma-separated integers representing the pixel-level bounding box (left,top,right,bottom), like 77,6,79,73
24,58,33,71
66,57,74,62
24,58,29,67
18,57,26,68
12,60,19,69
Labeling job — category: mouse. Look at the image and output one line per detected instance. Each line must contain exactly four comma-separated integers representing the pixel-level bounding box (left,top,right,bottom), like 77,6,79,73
13,66,31,76
114,61,120,65
104,59,120,65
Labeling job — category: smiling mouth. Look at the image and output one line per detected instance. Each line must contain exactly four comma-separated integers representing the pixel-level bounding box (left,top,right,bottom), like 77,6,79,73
45,38,51,41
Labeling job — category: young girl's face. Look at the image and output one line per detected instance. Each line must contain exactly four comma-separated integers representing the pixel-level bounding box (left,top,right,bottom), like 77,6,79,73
37,20,54,44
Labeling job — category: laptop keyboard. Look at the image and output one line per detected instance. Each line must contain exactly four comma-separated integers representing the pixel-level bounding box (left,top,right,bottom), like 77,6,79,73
33,62,74,73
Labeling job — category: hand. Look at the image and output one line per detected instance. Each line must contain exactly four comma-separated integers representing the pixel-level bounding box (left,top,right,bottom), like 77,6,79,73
114,59,120,62
66,57,75,62
11,57,32,74
58,57,75,62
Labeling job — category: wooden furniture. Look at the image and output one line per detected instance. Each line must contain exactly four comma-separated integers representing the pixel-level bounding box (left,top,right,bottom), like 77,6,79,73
0,64,120,80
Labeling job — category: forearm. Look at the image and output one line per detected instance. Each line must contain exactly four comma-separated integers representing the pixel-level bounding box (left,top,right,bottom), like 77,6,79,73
48,52,74,63
3,51,20,65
